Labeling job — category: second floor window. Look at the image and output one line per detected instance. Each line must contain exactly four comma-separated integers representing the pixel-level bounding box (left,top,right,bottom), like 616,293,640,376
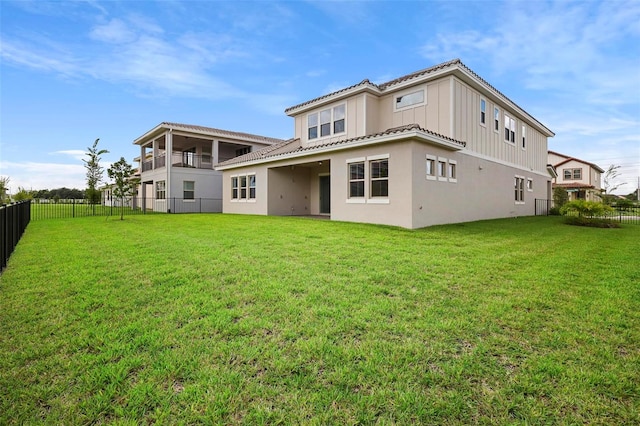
564,168,582,180
308,104,346,140
504,114,515,143
494,107,500,132
480,99,486,125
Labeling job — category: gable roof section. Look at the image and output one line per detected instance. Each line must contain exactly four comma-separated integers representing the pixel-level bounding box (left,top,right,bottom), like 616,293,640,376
552,154,605,173
216,124,466,170
134,121,284,146
284,58,554,138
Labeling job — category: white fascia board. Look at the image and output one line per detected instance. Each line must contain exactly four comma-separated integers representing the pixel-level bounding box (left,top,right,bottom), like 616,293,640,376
285,84,381,117
216,130,463,171
133,124,170,145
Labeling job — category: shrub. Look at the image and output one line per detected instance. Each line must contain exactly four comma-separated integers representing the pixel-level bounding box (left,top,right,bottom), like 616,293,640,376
560,200,617,227
549,206,561,216
553,187,569,209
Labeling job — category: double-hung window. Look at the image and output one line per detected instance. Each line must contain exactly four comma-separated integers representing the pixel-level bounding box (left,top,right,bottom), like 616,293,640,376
515,176,525,203
370,159,389,197
248,175,256,199
347,155,389,201
183,181,194,200
232,177,239,199
521,125,526,149
494,107,500,132
308,104,346,140
348,162,365,198
426,156,436,180
156,180,166,199
231,174,256,200
480,99,486,125
504,114,515,143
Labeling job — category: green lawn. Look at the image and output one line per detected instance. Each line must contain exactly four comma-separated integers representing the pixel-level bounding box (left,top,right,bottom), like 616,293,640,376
1,214,638,424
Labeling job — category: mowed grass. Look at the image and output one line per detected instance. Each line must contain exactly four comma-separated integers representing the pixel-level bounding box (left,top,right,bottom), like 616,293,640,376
1,214,638,424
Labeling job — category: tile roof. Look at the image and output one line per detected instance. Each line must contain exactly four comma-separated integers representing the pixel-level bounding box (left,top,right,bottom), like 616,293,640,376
134,121,284,145
284,58,554,137
553,183,598,189
553,156,605,173
216,124,466,168
161,122,284,144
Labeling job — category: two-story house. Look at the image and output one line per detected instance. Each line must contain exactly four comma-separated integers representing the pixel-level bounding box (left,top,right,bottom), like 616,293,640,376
216,59,555,229
548,150,603,201
134,122,282,213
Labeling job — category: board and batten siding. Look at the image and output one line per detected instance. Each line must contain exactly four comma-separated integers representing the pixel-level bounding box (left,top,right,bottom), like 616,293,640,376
452,77,548,175
377,78,453,138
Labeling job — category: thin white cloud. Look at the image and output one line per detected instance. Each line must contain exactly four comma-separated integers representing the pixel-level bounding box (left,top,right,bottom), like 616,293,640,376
0,161,86,191
54,150,86,161
1,11,292,114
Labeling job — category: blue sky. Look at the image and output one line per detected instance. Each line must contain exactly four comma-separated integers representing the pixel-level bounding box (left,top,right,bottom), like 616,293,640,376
1,0,639,195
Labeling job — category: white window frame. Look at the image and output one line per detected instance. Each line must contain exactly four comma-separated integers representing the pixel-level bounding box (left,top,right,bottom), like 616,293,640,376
155,180,166,200
347,158,366,201
448,159,457,183
231,173,256,202
494,107,500,133
346,155,390,204
183,180,195,201
426,155,437,181
370,158,389,199
437,157,448,182
521,124,526,150
480,98,486,126
527,178,533,192
515,176,525,204
504,113,516,143
307,103,346,141
395,89,425,111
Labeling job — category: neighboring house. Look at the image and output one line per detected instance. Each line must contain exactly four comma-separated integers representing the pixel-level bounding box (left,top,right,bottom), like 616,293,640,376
548,150,604,201
134,122,282,213
215,58,555,229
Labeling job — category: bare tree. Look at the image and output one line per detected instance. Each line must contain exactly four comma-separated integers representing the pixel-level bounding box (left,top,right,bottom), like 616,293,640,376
601,165,626,204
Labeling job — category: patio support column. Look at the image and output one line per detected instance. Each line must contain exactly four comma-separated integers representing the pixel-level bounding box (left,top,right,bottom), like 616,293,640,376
166,129,173,211
212,139,219,165
152,138,158,168
140,144,146,169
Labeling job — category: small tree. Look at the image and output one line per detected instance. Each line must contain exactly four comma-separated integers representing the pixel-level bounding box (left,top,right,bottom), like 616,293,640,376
553,186,569,209
83,138,109,205
107,157,139,220
0,176,9,204
12,187,34,201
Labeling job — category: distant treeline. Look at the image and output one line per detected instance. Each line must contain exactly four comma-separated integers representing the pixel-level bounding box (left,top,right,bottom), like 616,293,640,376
32,188,86,200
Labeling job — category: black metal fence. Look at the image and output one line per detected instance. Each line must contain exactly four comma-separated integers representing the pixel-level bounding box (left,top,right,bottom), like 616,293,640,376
535,199,640,224
29,198,223,221
1,200,31,272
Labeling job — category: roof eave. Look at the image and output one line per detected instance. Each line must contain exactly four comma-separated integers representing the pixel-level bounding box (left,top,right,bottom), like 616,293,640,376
285,83,381,116
215,130,464,171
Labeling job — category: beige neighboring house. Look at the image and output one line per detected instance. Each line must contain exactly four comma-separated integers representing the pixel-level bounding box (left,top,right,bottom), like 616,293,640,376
548,150,604,201
134,122,282,213
216,58,555,229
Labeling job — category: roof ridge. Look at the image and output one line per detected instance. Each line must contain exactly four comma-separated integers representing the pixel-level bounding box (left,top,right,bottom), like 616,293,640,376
161,121,284,143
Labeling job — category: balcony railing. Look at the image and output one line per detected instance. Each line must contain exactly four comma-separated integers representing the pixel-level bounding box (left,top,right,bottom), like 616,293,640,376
141,152,214,172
